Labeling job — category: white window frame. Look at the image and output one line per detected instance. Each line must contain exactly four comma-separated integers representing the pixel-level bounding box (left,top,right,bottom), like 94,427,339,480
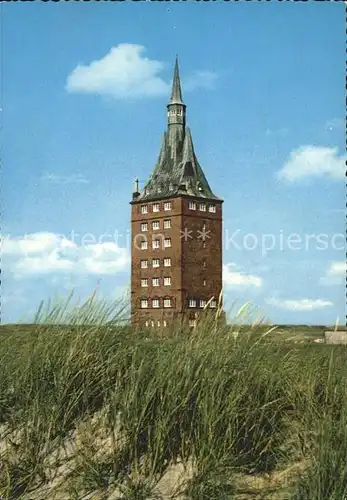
141,279,148,288
152,221,160,231
164,258,171,267
141,222,148,232
208,204,216,213
188,201,196,210
164,219,171,229
152,239,160,249
152,298,160,308
141,205,148,214
210,300,217,308
163,298,171,308
163,320,167,327
152,277,160,287
141,299,148,309
140,241,148,250
152,258,160,268
164,277,171,286
199,203,206,212
189,299,197,308
164,238,171,248
200,299,206,308
157,320,161,327
153,203,160,213
141,260,148,269
145,320,149,327
164,201,172,211
189,319,197,328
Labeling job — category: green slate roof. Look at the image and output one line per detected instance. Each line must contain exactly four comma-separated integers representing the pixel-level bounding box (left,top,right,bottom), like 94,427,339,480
133,58,222,203
169,56,184,105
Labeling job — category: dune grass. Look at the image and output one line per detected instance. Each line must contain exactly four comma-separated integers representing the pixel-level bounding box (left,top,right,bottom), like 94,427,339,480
0,294,346,499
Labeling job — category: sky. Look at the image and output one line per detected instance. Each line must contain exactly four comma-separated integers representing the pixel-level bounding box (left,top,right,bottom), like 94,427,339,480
2,2,345,325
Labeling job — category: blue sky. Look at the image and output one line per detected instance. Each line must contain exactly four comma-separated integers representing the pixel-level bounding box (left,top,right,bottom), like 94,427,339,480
2,2,345,324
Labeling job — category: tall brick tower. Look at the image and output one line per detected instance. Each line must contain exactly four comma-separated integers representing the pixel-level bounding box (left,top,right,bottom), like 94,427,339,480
130,57,223,328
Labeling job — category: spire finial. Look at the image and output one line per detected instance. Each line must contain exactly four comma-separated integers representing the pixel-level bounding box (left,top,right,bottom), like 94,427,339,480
170,55,184,105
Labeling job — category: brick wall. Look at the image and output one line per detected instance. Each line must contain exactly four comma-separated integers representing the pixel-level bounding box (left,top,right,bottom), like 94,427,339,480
130,196,223,327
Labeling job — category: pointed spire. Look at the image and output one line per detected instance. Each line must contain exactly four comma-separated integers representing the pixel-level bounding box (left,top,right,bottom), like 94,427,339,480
169,55,184,105
182,127,195,165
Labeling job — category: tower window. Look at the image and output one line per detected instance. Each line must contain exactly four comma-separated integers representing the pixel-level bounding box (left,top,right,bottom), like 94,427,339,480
152,277,160,287
199,203,206,212
164,258,171,267
188,201,196,210
141,279,148,287
164,277,171,286
141,223,148,232
152,221,160,230
164,219,171,229
164,298,172,308
164,202,172,211
153,203,160,213
140,241,148,250
209,204,216,213
141,205,148,214
164,238,171,248
152,258,160,268
152,299,160,308
153,239,160,249
141,260,148,269
141,299,148,309
200,299,206,308
189,298,197,308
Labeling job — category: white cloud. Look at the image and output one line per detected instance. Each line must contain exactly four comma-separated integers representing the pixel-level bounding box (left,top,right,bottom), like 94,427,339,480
266,297,333,311
41,173,90,185
66,44,169,99
320,261,346,286
3,232,130,279
184,70,218,91
223,263,263,288
66,44,218,100
277,145,346,182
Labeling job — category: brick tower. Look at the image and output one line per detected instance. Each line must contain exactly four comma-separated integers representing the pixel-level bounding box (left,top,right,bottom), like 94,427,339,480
130,57,223,328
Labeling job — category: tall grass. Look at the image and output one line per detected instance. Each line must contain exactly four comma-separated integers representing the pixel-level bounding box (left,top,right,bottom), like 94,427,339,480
0,294,346,499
